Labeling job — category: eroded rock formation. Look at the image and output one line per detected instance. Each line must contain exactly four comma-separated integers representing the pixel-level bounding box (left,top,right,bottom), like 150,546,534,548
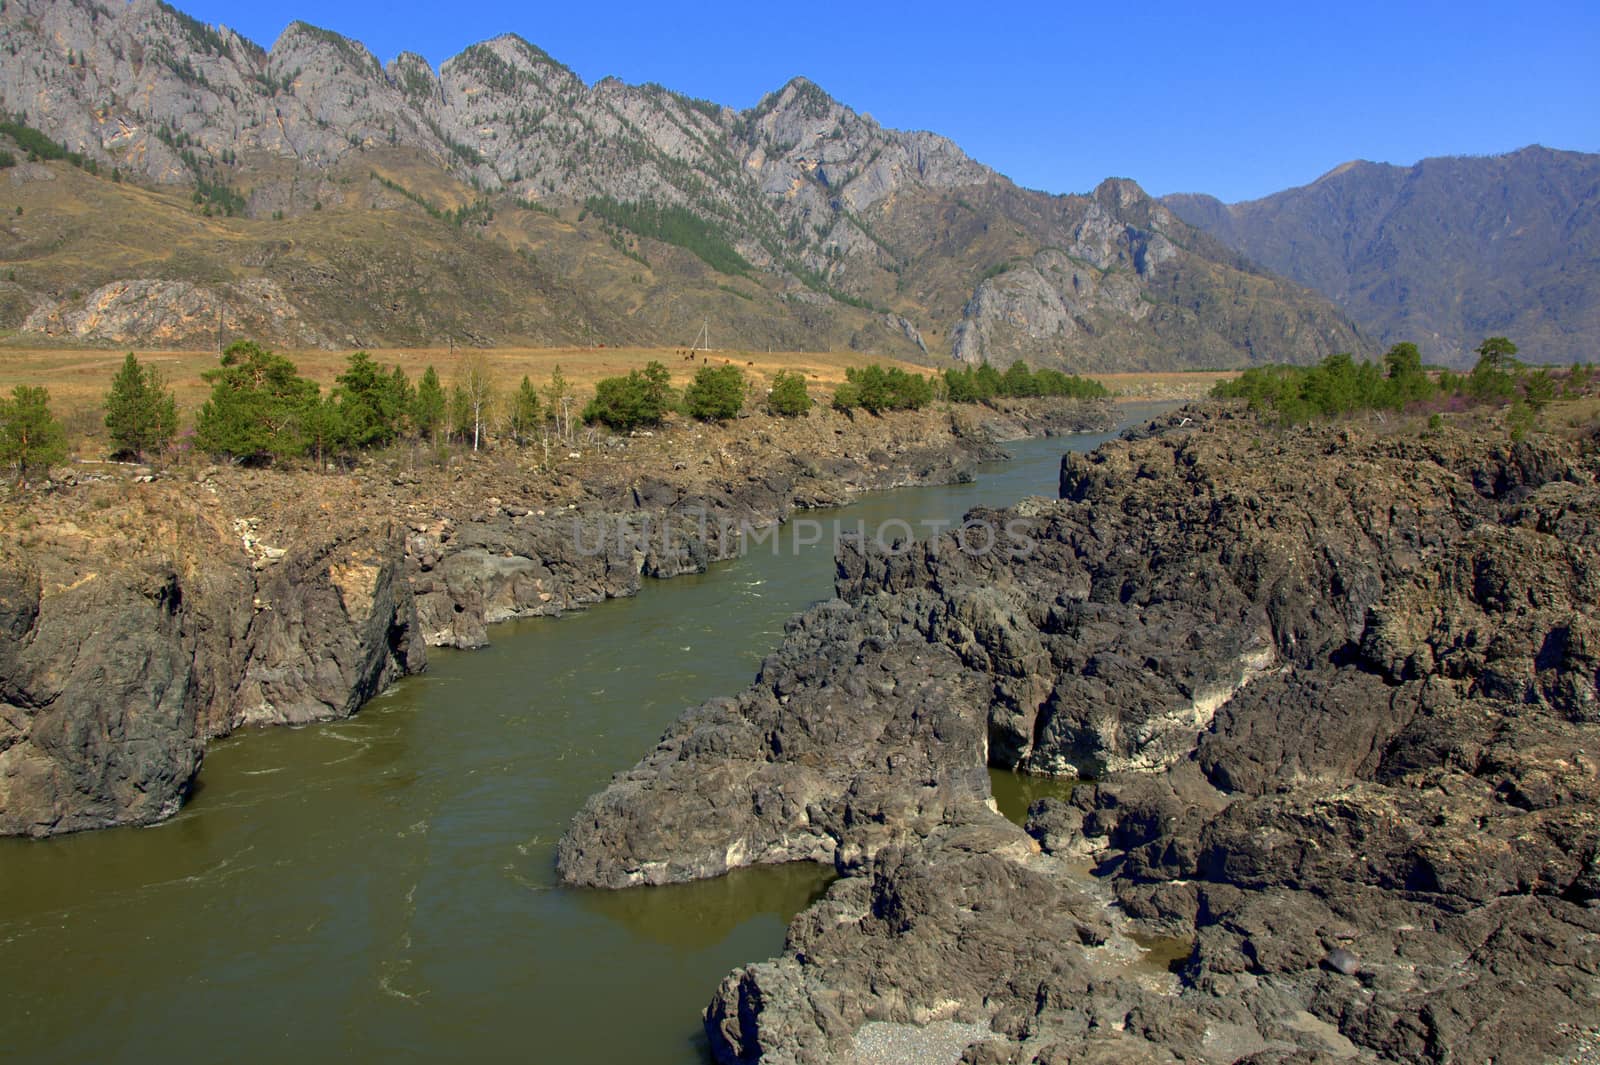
559,406,1600,1063
0,516,421,835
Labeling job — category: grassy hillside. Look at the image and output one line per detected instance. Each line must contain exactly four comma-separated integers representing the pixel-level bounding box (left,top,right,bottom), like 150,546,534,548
0,151,926,359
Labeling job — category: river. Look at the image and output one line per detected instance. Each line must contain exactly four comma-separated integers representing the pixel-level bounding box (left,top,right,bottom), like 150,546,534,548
0,407,1164,1065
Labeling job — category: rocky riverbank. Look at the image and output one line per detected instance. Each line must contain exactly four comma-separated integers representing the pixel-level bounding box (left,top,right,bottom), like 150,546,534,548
0,398,1111,837
557,404,1600,1064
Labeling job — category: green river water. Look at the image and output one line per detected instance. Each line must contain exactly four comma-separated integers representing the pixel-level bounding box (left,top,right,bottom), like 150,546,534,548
0,411,1158,1065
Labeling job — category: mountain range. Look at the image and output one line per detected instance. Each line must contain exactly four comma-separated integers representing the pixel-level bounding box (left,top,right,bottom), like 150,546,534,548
1,0,1591,370
1164,146,1600,365
0,0,1364,368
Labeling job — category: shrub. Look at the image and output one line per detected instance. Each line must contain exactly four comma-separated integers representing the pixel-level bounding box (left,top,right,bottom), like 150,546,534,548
767,370,812,416
1564,364,1595,398
684,364,744,421
1507,399,1535,442
583,361,674,430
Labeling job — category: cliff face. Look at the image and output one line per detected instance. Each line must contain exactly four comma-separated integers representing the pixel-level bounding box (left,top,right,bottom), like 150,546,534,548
0,0,1364,366
1164,146,1600,364
558,407,1600,1064
0,502,422,835
0,401,1110,836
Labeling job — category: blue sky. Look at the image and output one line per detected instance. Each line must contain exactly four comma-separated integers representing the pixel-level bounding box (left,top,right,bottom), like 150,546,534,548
174,0,1599,203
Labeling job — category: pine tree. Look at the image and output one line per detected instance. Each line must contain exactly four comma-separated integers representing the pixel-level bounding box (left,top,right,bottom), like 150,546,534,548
1002,359,1039,397
302,393,348,466
104,352,178,459
389,366,415,436
334,351,403,449
449,384,472,444
582,362,675,430
0,385,68,485
1383,342,1433,407
195,340,319,462
509,375,540,443
1475,336,1520,373
414,365,446,440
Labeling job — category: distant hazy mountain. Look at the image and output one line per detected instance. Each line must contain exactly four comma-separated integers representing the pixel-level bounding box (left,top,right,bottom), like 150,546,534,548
1164,146,1600,365
0,0,1364,367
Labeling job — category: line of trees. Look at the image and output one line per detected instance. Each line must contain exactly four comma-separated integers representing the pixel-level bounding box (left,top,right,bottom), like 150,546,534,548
191,344,579,463
0,347,1112,486
943,360,1109,403
581,360,804,430
1212,338,1590,437
832,364,934,413
826,359,1106,415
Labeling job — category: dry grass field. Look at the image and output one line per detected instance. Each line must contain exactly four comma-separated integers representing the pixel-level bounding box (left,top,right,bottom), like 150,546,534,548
1094,371,1235,400
0,341,1229,452
0,344,937,416
0,345,1231,416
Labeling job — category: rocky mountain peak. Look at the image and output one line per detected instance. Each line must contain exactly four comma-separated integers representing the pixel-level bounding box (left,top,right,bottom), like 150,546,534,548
1091,175,1147,208
386,51,441,105
746,76,856,151
0,0,1369,369
272,20,382,78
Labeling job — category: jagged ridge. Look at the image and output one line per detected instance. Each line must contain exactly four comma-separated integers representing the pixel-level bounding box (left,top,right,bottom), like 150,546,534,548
1164,145,1600,365
0,0,1365,366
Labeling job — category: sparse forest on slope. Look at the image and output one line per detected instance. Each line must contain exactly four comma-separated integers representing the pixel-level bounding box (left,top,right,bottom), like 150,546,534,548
1164,146,1600,365
0,0,1364,368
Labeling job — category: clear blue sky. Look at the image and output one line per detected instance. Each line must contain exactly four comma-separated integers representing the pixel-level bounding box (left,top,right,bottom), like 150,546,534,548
174,0,1599,203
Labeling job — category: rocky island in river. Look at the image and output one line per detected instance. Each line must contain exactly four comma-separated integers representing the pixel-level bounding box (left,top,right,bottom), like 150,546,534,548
559,404,1600,1064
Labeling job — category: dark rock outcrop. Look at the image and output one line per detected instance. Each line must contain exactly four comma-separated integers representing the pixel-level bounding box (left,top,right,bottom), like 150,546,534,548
408,403,1107,650
0,521,421,836
560,407,1600,1064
